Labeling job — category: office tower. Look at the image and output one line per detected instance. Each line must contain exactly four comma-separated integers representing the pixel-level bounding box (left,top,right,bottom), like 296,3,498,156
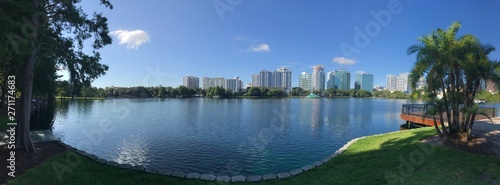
416,77,427,90
386,74,397,91
202,77,226,90
396,72,410,92
299,72,312,92
332,69,350,90
226,77,243,93
252,73,260,87
354,72,374,92
274,68,292,92
311,65,325,92
183,76,199,89
326,71,335,89
259,70,274,87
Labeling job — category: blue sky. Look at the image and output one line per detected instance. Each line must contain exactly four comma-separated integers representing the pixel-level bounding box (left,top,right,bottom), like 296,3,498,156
66,0,500,88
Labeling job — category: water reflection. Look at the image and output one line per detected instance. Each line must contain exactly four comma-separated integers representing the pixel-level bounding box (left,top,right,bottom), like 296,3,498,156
47,98,424,175
113,134,150,166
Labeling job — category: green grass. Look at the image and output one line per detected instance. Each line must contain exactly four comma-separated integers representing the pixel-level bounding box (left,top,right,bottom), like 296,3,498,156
6,128,500,185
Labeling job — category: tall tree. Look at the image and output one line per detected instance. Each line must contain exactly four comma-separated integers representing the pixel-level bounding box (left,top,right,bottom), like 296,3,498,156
3,0,113,153
408,21,500,139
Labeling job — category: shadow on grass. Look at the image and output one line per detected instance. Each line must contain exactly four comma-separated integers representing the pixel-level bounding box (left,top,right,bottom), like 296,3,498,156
6,128,500,185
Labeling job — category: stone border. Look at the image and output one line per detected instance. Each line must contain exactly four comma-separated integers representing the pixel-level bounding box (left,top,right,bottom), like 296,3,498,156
57,128,425,182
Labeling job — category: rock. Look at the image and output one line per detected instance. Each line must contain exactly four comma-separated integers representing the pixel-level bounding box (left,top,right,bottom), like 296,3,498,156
277,172,291,179
145,168,158,174
88,154,98,160
301,164,313,171
231,175,246,182
314,161,324,167
131,166,145,172
118,164,132,169
262,174,277,180
216,176,230,182
290,169,303,176
96,159,107,164
247,175,262,182
158,169,172,176
186,173,201,179
106,161,119,167
171,171,185,178
200,174,216,181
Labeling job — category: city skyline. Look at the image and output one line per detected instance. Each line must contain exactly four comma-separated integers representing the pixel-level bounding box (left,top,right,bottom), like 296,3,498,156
66,1,500,89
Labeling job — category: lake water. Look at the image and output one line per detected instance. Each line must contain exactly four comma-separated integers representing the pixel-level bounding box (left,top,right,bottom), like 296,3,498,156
46,98,416,175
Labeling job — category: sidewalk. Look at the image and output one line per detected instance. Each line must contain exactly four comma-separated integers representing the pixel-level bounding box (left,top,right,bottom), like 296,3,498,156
473,117,500,157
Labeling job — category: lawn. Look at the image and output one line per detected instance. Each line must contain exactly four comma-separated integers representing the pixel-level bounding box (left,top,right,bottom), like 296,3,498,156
6,127,500,185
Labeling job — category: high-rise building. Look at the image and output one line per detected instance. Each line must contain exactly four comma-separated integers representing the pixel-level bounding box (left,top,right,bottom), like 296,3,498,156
274,68,292,92
252,73,260,87
355,72,374,92
312,65,325,92
396,72,410,92
183,76,199,89
416,77,427,90
299,72,312,92
326,71,335,89
225,77,243,93
386,74,397,91
202,77,226,90
259,70,274,87
246,83,252,88
332,69,350,90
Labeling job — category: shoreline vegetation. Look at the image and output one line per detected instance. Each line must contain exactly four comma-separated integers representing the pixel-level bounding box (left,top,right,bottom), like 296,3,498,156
5,127,500,184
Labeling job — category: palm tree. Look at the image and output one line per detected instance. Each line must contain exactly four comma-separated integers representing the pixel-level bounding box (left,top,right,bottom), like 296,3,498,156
407,21,500,139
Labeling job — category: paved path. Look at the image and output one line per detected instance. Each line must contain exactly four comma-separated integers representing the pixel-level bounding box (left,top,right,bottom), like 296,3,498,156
0,129,59,146
472,118,500,157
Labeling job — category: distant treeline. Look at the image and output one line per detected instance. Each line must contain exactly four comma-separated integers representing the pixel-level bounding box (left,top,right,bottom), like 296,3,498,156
56,80,428,100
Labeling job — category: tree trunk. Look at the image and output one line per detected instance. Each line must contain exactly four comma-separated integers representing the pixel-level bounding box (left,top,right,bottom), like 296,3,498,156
16,47,37,153
15,0,40,153
433,116,443,137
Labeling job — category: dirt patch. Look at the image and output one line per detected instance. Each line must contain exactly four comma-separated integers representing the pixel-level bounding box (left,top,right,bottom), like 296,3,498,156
0,142,67,184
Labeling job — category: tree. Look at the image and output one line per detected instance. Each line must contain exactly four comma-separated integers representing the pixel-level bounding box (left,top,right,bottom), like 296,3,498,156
408,21,500,139
3,0,114,153
246,87,261,96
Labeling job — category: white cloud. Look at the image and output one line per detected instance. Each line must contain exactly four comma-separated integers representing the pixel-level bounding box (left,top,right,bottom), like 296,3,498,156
332,57,356,65
247,44,271,52
110,29,150,49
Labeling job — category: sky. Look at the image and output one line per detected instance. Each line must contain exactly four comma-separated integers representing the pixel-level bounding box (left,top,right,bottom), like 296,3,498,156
63,0,500,88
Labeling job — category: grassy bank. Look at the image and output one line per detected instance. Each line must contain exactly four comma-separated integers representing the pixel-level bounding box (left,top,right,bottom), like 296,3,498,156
55,96,106,100
6,128,500,184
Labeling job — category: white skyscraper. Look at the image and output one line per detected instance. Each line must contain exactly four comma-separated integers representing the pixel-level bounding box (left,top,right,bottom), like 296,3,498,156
299,72,312,92
274,68,292,92
225,77,243,93
183,76,199,89
202,77,226,90
259,70,274,87
252,73,260,87
312,65,325,92
386,74,397,91
396,72,410,92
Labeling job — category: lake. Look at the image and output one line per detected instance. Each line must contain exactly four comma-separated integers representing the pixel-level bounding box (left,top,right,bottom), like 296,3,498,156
43,98,417,176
